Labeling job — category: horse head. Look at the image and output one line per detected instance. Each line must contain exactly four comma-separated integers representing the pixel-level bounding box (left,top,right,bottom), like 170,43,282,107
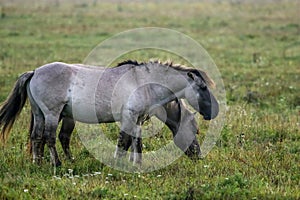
184,70,219,120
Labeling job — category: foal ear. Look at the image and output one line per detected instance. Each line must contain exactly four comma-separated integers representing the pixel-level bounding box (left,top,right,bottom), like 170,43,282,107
187,72,195,80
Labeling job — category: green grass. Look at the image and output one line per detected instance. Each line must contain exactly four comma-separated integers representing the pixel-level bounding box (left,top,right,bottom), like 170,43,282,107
0,1,299,199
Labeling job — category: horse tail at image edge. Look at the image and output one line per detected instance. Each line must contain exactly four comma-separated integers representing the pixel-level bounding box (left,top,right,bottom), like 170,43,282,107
0,71,34,142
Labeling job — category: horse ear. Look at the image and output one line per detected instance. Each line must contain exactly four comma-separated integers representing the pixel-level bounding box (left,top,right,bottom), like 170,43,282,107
187,72,195,80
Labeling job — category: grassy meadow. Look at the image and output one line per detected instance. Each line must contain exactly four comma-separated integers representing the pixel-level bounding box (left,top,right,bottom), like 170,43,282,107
0,1,299,199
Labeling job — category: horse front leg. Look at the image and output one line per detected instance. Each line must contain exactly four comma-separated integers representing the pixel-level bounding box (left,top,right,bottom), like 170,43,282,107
129,126,137,162
115,109,138,159
115,131,132,158
129,125,142,165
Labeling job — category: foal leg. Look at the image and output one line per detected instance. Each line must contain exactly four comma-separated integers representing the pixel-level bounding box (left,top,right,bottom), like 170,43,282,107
44,114,61,167
58,118,75,161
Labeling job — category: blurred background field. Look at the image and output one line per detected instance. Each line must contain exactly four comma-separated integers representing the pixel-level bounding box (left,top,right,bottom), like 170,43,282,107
0,0,299,199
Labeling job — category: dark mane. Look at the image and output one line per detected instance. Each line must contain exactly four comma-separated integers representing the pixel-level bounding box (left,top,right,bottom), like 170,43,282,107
115,59,215,88
116,60,141,67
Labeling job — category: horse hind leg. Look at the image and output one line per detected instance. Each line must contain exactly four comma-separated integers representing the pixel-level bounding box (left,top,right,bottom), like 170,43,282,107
30,115,74,165
58,117,75,161
27,84,46,165
44,114,61,167
30,108,45,165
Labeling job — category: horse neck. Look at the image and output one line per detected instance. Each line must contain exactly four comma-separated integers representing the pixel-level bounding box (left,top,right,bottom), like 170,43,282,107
147,64,189,93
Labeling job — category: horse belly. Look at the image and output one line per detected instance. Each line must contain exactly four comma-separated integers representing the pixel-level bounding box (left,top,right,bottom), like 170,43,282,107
69,103,119,123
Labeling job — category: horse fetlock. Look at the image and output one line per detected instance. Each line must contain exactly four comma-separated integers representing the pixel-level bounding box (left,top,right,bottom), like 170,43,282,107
32,150,43,165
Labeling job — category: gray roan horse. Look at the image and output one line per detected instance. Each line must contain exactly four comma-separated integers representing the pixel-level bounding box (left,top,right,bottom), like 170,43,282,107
0,60,219,166
29,99,201,164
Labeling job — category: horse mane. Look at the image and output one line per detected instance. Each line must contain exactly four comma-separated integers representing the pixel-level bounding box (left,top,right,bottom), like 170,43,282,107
115,59,215,88
116,60,140,67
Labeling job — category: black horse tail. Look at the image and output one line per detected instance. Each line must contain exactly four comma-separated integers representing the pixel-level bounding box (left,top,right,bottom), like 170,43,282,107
0,71,34,142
